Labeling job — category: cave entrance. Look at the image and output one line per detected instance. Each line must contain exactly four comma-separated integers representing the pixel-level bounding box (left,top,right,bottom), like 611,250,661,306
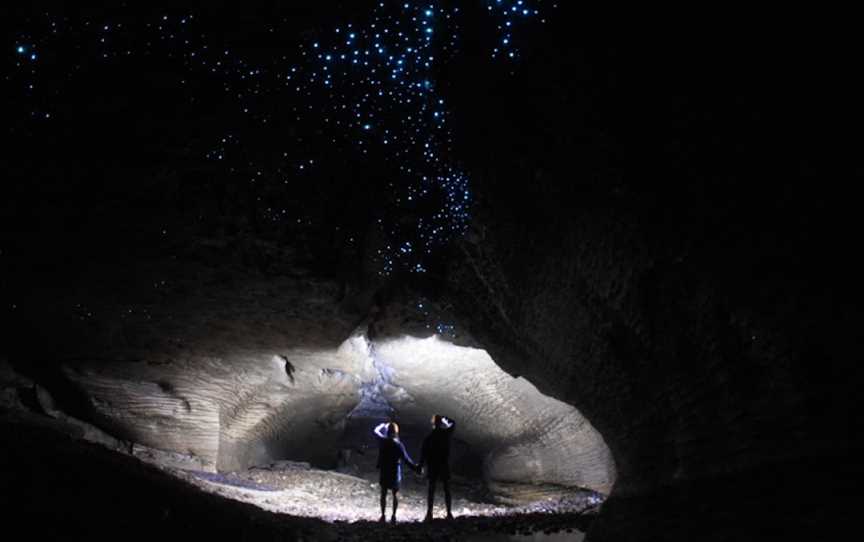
205,333,616,522
340,335,614,501
39,324,615,524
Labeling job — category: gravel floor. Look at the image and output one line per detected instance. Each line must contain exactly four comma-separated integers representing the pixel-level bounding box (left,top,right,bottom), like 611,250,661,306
165,462,601,535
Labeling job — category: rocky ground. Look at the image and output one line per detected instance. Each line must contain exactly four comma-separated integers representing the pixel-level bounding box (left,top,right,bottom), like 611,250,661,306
327,513,592,541
2,360,600,541
0,418,597,541
162,460,602,525
176,466,598,541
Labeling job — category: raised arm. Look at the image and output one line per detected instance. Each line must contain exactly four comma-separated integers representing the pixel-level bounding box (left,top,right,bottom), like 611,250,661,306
373,422,389,439
441,416,456,432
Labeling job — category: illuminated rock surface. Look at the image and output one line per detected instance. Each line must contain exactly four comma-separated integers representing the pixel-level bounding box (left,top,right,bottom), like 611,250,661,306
2,3,859,541
373,336,614,495
19,282,614,494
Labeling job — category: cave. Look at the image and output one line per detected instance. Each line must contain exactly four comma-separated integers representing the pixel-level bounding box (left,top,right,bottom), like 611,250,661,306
1,3,859,541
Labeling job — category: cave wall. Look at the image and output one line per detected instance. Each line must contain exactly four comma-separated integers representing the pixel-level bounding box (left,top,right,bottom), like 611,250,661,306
446,205,850,490
3,247,615,494
13,265,368,472
3,9,860,539
65,346,365,472
47,305,616,494
437,24,861,538
445,211,859,536
373,335,615,494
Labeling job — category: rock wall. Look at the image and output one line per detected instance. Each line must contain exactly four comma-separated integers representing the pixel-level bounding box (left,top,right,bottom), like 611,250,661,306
439,198,860,538
6,257,614,494
430,23,862,538
373,335,615,493
3,14,859,538
63,348,364,472
2,256,369,469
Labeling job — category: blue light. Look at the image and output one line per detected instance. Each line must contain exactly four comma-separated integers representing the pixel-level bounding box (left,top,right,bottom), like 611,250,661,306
7,3,549,276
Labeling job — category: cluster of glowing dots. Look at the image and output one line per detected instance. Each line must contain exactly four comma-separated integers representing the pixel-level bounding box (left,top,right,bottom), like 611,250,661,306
291,2,467,275
11,1,553,275
293,1,549,274
486,0,549,59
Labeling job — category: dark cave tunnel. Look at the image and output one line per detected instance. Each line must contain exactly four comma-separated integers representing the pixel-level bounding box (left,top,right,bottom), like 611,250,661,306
2,4,862,541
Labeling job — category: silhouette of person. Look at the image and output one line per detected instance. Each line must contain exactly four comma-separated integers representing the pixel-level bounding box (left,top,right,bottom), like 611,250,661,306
373,421,418,523
419,414,456,521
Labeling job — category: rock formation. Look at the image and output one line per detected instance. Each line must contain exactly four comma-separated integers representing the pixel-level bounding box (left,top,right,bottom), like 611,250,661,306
2,7,858,541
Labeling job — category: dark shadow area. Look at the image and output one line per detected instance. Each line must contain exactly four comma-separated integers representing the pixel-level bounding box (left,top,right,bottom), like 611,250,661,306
2,3,861,541
0,417,596,541
0,419,320,541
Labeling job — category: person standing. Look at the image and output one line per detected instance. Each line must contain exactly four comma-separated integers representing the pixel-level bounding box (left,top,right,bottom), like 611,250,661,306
373,421,418,523
419,414,456,521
